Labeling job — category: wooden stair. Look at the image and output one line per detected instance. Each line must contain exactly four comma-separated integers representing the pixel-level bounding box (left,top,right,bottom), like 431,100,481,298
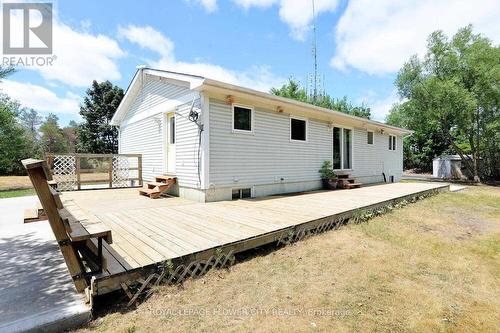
24,204,47,223
139,175,176,199
337,174,362,189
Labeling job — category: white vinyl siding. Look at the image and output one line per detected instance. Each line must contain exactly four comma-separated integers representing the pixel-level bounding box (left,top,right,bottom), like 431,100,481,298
122,74,190,125
352,129,403,182
175,99,202,188
118,74,200,186
209,98,403,188
209,99,331,187
120,115,163,182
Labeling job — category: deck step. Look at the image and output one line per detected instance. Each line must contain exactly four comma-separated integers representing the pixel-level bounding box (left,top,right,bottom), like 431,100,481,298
345,182,363,189
337,174,350,179
146,181,172,190
138,187,161,199
23,204,47,223
155,175,176,182
139,176,177,199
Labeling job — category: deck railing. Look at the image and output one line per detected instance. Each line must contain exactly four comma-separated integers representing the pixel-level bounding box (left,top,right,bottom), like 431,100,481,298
46,153,142,191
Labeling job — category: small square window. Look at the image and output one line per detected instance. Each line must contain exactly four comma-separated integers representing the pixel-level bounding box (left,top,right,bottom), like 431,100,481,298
233,105,252,132
290,118,306,141
241,188,251,198
367,131,374,145
232,188,252,200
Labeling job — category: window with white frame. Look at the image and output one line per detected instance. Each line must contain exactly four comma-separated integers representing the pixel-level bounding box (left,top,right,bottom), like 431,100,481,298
333,127,352,169
232,105,253,132
389,135,397,151
290,117,307,141
367,131,374,145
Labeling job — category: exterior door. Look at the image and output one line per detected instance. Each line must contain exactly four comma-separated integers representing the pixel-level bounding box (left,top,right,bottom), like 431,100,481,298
166,112,176,173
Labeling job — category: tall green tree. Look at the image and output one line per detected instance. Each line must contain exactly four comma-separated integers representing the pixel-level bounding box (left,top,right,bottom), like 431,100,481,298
387,25,500,180
39,113,68,153
63,120,78,153
77,80,124,153
0,94,42,174
271,78,371,119
19,108,43,135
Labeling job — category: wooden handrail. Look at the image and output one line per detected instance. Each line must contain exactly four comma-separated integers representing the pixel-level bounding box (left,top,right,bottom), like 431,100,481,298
23,158,115,292
45,153,143,190
22,158,88,292
46,153,142,158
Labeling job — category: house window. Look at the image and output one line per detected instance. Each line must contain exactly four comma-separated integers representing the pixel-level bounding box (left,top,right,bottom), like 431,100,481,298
389,135,397,151
232,188,251,200
367,131,373,145
343,128,352,169
333,127,352,169
290,117,307,141
169,116,175,144
232,105,253,132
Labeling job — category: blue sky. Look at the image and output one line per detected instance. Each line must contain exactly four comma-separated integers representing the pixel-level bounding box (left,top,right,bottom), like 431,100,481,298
1,0,499,126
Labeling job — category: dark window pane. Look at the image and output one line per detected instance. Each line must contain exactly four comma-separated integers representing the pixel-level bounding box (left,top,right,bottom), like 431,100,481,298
333,127,341,169
241,188,251,198
367,131,373,144
291,118,306,141
233,106,251,131
169,117,175,144
392,136,396,150
389,136,392,150
343,128,352,169
232,189,240,200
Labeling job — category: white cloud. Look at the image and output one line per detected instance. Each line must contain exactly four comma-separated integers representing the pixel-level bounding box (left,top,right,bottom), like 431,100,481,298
119,25,285,92
118,25,174,61
185,0,218,13
0,80,81,115
331,0,500,74
233,0,339,40
359,90,399,121
1,11,125,87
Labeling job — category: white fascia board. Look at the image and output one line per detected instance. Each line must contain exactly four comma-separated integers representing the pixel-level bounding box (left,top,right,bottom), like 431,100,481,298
111,68,205,126
111,69,141,126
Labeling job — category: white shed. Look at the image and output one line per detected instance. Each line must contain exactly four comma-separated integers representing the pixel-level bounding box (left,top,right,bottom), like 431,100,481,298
433,155,466,179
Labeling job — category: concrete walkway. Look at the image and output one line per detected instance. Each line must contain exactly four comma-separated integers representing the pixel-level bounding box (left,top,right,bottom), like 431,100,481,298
0,196,90,333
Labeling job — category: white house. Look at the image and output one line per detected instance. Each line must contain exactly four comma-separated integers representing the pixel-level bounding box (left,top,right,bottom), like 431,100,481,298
111,68,411,202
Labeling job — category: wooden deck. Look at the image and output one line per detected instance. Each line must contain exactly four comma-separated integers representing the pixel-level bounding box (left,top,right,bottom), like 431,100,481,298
61,182,449,295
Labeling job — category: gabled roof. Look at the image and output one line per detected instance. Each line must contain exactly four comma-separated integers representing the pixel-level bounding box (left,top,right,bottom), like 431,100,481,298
111,67,412,135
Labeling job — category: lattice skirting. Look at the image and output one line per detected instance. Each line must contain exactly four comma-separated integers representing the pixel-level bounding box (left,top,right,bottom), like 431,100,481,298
123,250,235,306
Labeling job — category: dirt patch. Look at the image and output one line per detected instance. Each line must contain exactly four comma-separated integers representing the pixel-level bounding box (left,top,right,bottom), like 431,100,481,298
0,176,32,191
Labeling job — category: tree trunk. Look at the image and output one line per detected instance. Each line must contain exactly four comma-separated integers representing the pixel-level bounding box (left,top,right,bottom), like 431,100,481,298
444,130,480,182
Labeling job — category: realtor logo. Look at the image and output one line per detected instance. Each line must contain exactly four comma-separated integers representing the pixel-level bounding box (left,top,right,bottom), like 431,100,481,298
3,2,53,54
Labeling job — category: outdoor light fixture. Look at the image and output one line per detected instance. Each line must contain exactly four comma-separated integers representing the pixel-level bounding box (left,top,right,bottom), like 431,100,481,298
225,95,235,105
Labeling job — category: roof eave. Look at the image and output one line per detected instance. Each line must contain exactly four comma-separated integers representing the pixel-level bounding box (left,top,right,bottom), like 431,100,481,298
199,79,413,136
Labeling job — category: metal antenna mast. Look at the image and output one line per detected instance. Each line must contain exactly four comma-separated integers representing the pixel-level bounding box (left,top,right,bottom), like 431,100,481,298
311,0,319,102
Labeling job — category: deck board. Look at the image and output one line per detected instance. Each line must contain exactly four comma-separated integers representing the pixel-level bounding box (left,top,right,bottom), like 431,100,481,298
61,182,448,291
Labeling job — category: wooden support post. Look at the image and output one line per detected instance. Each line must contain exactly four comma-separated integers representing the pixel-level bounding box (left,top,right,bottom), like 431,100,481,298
108,156,113,188
22,159,87,292
76,155,81,190
138,155,143,186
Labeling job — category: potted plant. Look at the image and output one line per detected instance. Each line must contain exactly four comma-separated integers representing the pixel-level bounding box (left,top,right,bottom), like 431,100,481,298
319,160,338,189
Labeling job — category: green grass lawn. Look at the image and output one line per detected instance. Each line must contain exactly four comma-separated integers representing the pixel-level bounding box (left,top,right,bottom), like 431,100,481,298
79,186,500,333
0,188,36,199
